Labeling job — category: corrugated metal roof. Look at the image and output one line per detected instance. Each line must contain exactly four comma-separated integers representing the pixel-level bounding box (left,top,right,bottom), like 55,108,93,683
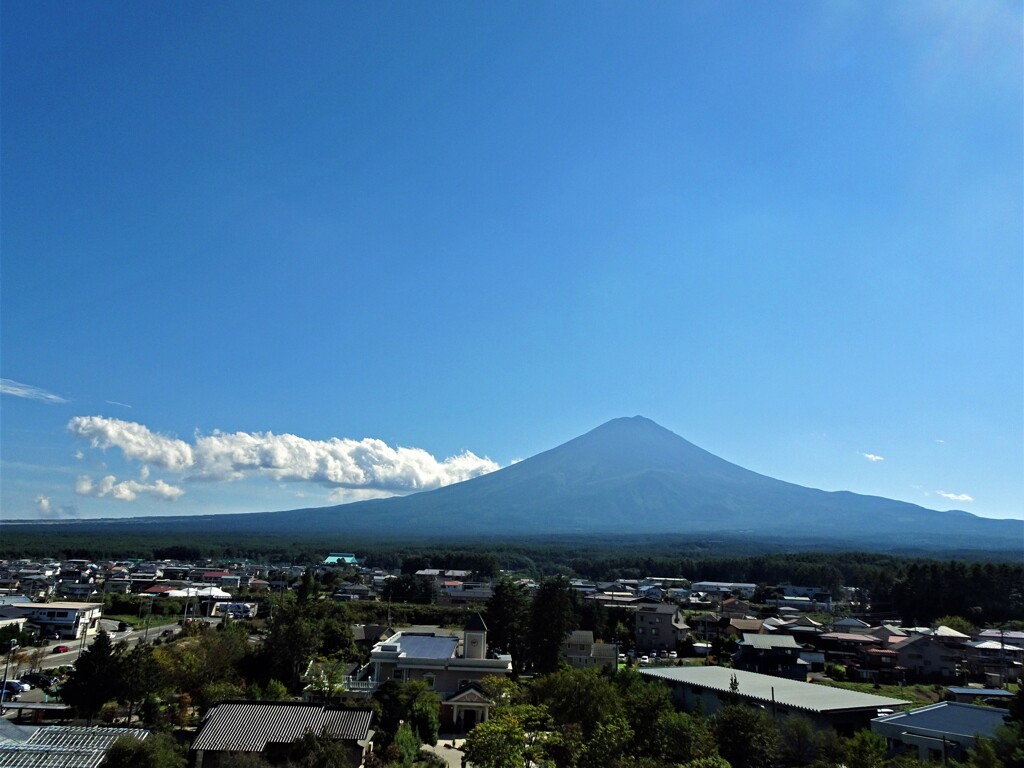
740,633,800,650
0,726,148,768
192,703,372,753
639,667,908,713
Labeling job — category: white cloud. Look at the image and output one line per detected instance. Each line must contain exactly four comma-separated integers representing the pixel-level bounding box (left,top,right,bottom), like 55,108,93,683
67,416,501,498
35,494,78,519
862,453,885,462
1,378,68,404
68,416,194,472
938,490,974,503
105,400,133,409
75,474,184,502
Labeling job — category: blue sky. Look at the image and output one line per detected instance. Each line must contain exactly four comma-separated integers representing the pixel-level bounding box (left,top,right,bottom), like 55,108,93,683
2,2,1021,522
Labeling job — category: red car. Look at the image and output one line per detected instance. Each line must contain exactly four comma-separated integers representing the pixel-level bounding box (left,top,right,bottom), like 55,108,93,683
52,645,71,654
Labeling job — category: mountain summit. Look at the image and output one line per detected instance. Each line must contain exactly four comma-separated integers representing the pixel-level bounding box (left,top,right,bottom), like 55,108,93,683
285,416,1018,545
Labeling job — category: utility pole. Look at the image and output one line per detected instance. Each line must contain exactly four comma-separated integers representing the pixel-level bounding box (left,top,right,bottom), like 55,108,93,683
1,640,18,708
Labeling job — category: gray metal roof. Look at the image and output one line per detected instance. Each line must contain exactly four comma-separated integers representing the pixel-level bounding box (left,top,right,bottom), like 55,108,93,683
192,703,372,753
873,702,1006,740
639,667,908,713
740,633,801,650
947,687,1014,697
0,726,148,768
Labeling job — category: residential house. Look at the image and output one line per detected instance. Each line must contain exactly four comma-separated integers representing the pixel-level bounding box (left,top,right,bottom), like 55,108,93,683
732,633,808,680
723,618,764,639
192,702,373,768
964,639,1023,684
892,633,966,683
0,601,102,640
562,630,618,671
348,614,511,731
634,603,689,654
872,702,1007,763
832,617,872,634
814,632,881,667
440,582,495,605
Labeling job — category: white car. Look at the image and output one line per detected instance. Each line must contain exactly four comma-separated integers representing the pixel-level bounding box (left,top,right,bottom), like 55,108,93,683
640,655,650,664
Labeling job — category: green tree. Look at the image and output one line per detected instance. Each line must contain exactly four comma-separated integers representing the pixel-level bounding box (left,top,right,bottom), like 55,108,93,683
655,710,718,765
527,577,577,674
959,737,1004,768
392,722,421,768
842,729,886,768
992,721,1024,768
290,728,357,768
118,644,164,724
264,678,289,700
580,715,634,767
680,757,732,768
61,629,123,724
403,680,441,745
486,579,531,674
614,669,673,754
102,732,186,768
462,716,526,768
934,615,977,636
713,705,778,768
778,715,817,766
532,668,624,738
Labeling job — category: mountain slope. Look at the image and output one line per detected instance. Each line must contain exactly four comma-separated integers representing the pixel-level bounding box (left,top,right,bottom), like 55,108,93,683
5,416,1019,549
314,416,1016,541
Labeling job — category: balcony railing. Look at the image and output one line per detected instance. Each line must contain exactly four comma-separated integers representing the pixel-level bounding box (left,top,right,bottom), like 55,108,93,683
341,677,379,693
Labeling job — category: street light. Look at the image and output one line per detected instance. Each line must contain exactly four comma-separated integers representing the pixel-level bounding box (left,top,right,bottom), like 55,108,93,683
1,640,19,708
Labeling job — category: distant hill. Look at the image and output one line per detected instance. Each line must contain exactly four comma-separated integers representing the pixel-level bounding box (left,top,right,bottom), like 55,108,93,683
4,416,1020,550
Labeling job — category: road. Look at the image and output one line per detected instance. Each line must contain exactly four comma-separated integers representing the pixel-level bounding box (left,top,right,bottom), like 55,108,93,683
20,621,184,674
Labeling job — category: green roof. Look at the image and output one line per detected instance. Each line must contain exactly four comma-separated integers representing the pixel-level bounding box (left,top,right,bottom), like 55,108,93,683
323,553,358,565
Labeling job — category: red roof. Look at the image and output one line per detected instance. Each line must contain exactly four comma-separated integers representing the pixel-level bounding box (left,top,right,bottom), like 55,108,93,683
143,585,175,594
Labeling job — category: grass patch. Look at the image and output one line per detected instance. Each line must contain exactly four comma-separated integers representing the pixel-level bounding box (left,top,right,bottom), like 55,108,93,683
104,613,181,629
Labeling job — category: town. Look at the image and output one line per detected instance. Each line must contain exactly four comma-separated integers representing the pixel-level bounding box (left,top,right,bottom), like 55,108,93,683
0,551,1020,767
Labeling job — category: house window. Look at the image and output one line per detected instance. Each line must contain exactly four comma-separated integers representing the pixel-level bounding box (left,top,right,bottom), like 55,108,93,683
423,675,435,689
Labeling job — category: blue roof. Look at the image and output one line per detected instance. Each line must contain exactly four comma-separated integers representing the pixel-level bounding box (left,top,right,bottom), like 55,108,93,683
394,634,458,659
947,687,1014,697
874,702,1006,740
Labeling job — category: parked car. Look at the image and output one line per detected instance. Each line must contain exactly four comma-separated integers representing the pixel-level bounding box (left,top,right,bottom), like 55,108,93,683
0,680,24,700
640,655,650,664
117,621,129,632
52,644,71,654
669,651,678,659
21,673,56,689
